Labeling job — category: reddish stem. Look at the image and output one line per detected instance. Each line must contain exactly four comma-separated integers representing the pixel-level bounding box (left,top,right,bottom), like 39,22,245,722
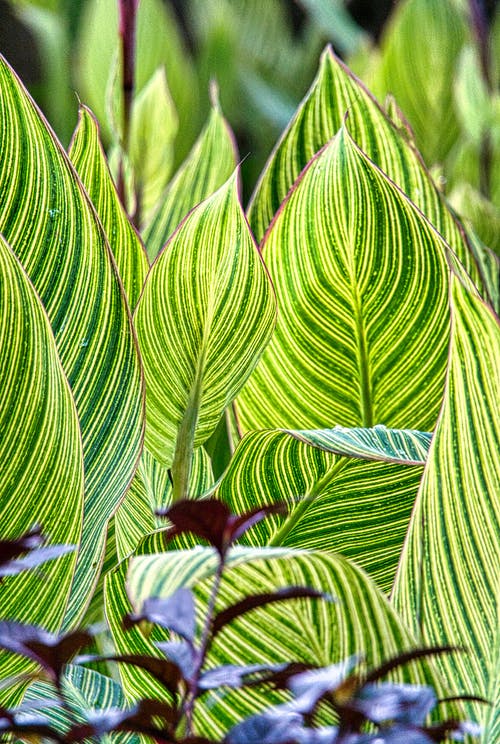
117,0,139,206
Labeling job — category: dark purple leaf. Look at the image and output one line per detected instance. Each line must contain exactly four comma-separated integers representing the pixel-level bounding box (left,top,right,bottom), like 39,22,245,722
364,646,459,684
213,587,331,636
244,662,316,690
0,623,92,679
126,588,196,641
353,731,433,744
422,718,482,742
156,640,196,679
78,653,181,697
0,545,76,577
352,683,436,726
0,527,44,564
199,663,289,691
225,503,288,545
294,728,339,743
224,711,303,744
285,657,360,714
157,500,287,556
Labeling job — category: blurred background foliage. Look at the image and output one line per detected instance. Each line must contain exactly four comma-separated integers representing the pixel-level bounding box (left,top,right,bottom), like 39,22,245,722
1,0,499,253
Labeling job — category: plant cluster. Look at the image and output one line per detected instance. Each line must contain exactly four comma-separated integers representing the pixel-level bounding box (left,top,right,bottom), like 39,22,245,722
0,517,480,743
0,0,498,743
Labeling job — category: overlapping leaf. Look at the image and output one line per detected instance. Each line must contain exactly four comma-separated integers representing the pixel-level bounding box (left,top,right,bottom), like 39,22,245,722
24,664,139,743
0,57,144,628
143,100,238,260
0,234,83,694
134,173,276,500
393,272,500,742
216,428,428,591
69,105,149,309
128,67,178,226
119,547,451,738
247,47,493,304
238,128,449,433
115,447,214,560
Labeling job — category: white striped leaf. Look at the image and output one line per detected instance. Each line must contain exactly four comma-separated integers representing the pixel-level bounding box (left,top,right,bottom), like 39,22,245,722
69,105,149,309
287,425,431,464
134,173,276,500
0,234,84,695
118,547,453,738
143,101,238,261
247,47,495,305
0,57,144,628
238,128,449,433
24,665,139,743
216,429,428,592
393,273,500,742
115,447,214,560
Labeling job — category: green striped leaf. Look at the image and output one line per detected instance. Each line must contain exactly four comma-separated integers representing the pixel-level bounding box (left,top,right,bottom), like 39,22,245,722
128,67,178,227
120,547,451,737
216,429,427,591
393,273,500,741
69,105,149,309
143,101,238,261
24,665,139,743
134,173,276,500
0,57,144,628
238,127,449,433
376,0,467,165
247,47,493,305
115,447,214,560
0,234,84,694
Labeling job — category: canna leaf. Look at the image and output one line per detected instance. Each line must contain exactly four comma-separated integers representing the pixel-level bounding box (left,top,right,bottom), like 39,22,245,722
216,429,427,591
247,47,493,305
375,0,468,165
0,56,144,628
285,425,431,465
143,99,238,261
238,128,450,433
128,67,178,227
134,172,276,500
114,447,214,560
120,547,453,738
24,664,140,743
69,105,149,309
0,234,83,695
392,271,500,742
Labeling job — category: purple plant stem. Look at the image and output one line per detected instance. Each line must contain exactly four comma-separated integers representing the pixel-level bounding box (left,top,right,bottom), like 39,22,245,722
468,0,493,197
183,555,225,736
117,0,139,207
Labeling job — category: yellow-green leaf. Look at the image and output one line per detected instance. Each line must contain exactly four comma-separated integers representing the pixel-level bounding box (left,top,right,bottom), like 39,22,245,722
143,101,238,261
134,173,276,500
376,0,468,164
0,233,84,694
216,428,429,592
128,67,178,226
0,56,144,628
393,273,500,741
238,128,449,433
69,105,149,309
119,546,453,737
247,47,493,304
